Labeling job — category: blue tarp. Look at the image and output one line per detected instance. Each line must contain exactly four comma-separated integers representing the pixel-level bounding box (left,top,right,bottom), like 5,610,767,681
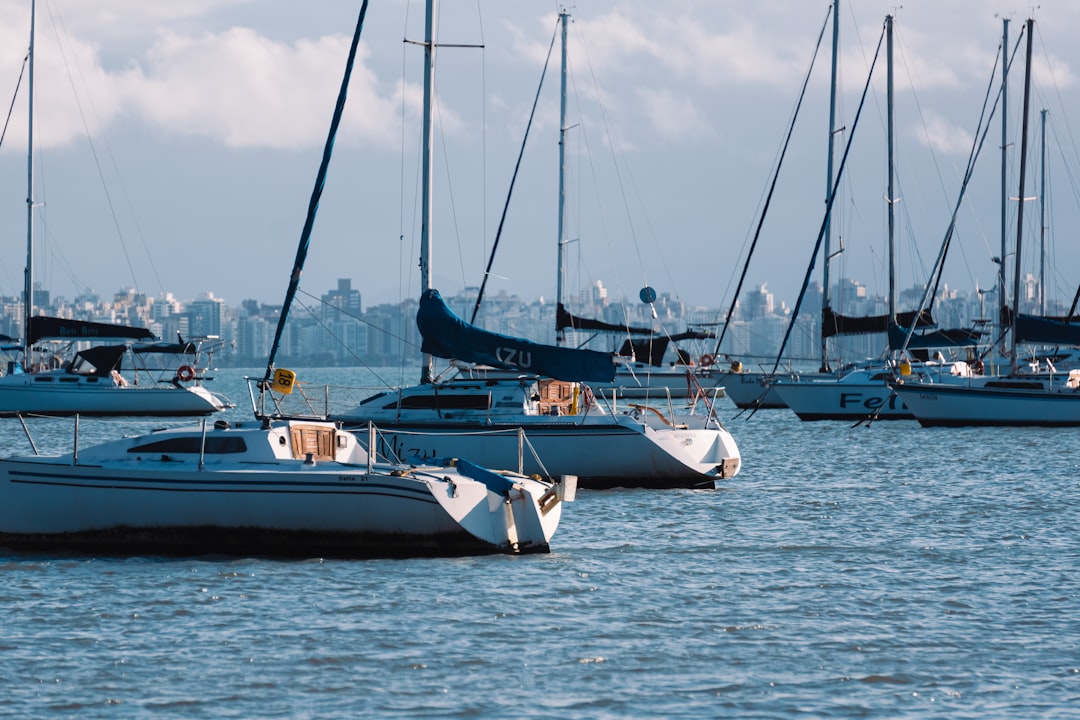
417,289,616,383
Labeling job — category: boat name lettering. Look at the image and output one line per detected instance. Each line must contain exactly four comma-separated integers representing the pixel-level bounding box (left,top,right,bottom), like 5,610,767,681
495,347,532,369
338,475,359,482
839,392,904,411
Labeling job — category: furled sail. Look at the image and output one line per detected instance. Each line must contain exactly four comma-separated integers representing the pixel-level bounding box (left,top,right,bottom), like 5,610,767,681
887,323,982,351
555,303,653,334
1014,313,1080,346
419,289,616,382
618,330,711,367
821,307,933,338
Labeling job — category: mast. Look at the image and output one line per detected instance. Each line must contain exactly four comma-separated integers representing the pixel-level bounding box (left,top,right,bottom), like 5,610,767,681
886,14,896,324
819,0,840,372
1039,107,1047,315
419,0,436,383
1010,18,1034,374
555,10,570,347
999,18,1009,356
23,0,36,363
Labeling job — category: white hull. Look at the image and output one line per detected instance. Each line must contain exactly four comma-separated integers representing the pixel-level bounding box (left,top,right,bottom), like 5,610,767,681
0,372,231,417
716,370,837,409
0,420,569,556
371,418,740,490
772,363,981,421
772,372,910,421
334,378,741,489
890,374,1080,426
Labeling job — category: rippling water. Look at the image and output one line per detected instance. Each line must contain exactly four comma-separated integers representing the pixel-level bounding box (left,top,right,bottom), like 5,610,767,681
1,369,1078,718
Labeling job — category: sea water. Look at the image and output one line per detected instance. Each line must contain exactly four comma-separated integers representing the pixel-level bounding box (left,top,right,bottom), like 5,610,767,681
0,368,1078,718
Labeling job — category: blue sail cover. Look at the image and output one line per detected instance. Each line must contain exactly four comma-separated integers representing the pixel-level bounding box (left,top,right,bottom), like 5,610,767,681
418,289,616,382
1014,313,1080,346
888,323,982,351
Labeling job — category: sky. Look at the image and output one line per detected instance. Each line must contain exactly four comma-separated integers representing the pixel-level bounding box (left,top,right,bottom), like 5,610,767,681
1,0,1079,317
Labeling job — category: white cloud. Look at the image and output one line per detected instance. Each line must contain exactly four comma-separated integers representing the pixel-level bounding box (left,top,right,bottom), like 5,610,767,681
133,29,400,149
913,111,974,155
636,87,708,140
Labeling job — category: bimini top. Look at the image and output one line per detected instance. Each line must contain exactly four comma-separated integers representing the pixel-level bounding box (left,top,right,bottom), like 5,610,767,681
27,316,155,346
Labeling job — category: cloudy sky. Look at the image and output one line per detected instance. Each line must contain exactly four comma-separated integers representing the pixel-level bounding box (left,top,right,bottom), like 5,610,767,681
1,0,1078,317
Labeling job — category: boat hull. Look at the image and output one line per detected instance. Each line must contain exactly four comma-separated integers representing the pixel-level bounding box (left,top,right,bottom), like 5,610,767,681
715,371,789,409
0,422,565,557
890,381,1080,427
356,419,739,490
772,379,912,421
0,374,230,417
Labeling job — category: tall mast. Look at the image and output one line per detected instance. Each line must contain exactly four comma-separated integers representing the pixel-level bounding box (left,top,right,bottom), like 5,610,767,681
23,0,36,362
819,0,840,372
1010,18,1034,374
555,10,570,346
1039,107,1047,315
999,18,1009,353
885,14,896,323
419,0,436,384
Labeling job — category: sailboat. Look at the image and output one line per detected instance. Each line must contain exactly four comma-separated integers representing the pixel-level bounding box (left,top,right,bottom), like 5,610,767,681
0,0,573,558
711,1,845,412
890,17,1080,426
333,8,741,489
764,12,984,423
476,10,725,405
0,1,231,418
555,303,725,402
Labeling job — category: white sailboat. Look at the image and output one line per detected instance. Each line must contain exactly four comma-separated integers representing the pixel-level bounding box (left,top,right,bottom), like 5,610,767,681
770,13,983,421
0,1,231,418
712,2,846,412
0,418,570,556
0,0,574,558
890,17,1080,427
333,8,741,489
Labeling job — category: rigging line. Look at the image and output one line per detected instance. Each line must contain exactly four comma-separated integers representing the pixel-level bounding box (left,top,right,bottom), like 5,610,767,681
0,51,29,296
894,24,953,272
41,2,141,292
1033,16,1080,180
49,4,165,296
0,51,27,151
922,29,1021,311
433,94,470,294
291,288,396,389
263,0,371,381
468,17,559,325
711,4,832,359
921,36,1009,303
575,22,648,290
771,20,887,376
1051,126,1080,220
899,24,1023,355
476,0,488,284
397,7,411,389
571,66,633,337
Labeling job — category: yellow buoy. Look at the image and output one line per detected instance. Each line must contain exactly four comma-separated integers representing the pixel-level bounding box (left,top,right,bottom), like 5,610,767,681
272,368,297,394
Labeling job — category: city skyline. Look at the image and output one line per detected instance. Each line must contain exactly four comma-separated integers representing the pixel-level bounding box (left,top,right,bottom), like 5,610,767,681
3,270,1054,369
